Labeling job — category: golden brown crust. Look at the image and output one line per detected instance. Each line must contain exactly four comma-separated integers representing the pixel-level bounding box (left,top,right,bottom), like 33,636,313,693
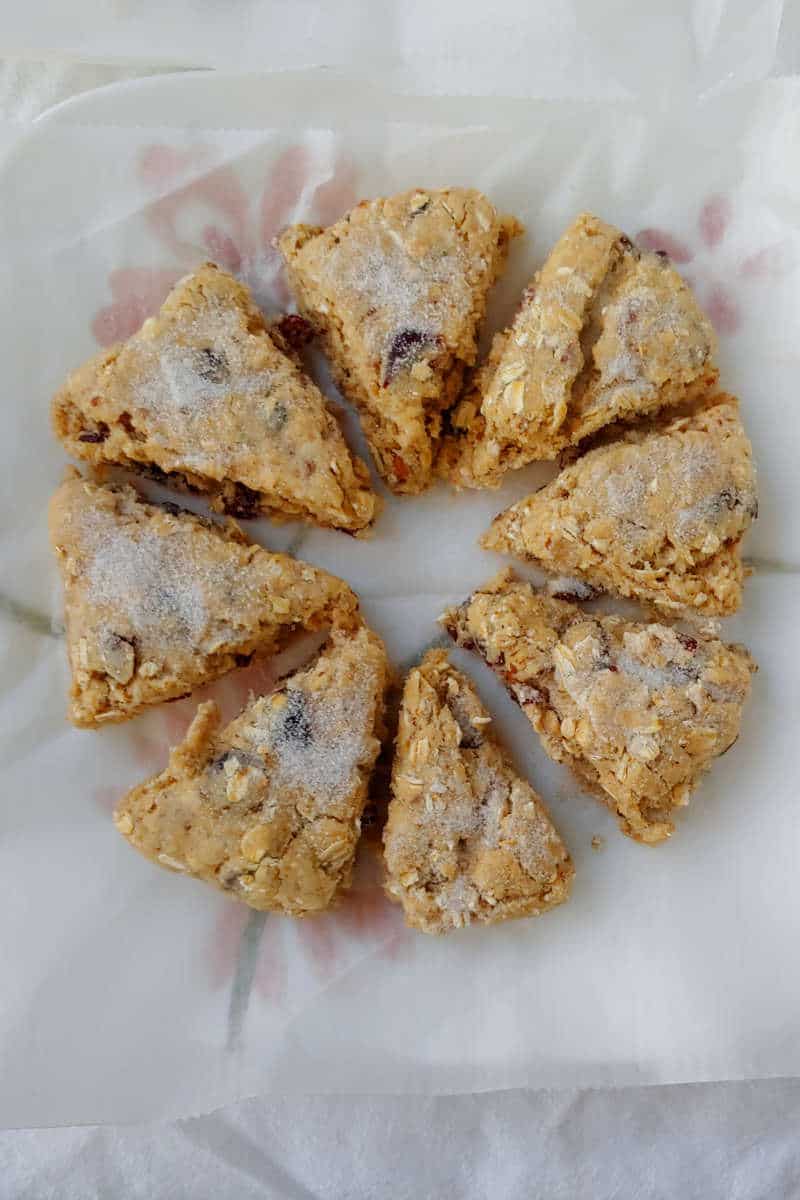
482,395,757,616
114,623,390,915
441,570,756,844
49,473,358,727
279,189,522,493
51,263,377,533
440,212,718,488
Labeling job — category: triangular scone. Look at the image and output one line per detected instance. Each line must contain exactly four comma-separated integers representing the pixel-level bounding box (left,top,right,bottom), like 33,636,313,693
278,189,522,493
49,474,358,728
440,212,718,488
114,623,389,916
482,395,757,617
442,571,755,844
383,650,573,934
52,263,377,533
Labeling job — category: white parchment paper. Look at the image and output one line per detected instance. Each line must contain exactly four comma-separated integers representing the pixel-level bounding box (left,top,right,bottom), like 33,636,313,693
0,68,799,1126
0,0,788,100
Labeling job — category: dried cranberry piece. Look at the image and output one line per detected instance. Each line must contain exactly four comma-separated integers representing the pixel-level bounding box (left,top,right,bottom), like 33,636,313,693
276,313,314,351
382,329,435,385
391,454,410,483
677,633,698,653
222,483,262,519
78,425,109,444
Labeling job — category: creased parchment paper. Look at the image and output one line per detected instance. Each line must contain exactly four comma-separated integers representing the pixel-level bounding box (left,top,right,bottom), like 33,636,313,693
0,69,798,1125
0,0,788,99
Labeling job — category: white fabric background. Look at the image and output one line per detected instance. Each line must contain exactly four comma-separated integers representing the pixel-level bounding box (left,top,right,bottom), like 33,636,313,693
2,10,800,1194
4,1082,800,1199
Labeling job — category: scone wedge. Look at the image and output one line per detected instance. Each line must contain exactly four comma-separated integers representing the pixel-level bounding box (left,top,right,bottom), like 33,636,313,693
442,571,755,844
482,395,757,616
114,621,389,915
383,650,573,933
440,212,718,488
49,474,357,727
52,263,377,533
279,188,521,493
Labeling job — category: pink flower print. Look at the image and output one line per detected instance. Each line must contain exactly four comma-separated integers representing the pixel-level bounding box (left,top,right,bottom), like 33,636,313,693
206,856,408,1009
289,854,409,992
139,144,202,189
635,229,693,263
90,140,359,348
300,909,340,980
698,195,732,249
141,144,255,270
311,154,358,228
252,145,358,309
202,226,243,274
704,284,740,336
125,695,197,779
92,267,183,346
93,647,406,1013
259,146,312,250
335,882,406,948
194,654,286,726
738,243,793,280
634,193,792,339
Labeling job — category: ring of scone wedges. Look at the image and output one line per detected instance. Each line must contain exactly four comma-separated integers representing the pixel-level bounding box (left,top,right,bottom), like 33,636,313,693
49,190,757,936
